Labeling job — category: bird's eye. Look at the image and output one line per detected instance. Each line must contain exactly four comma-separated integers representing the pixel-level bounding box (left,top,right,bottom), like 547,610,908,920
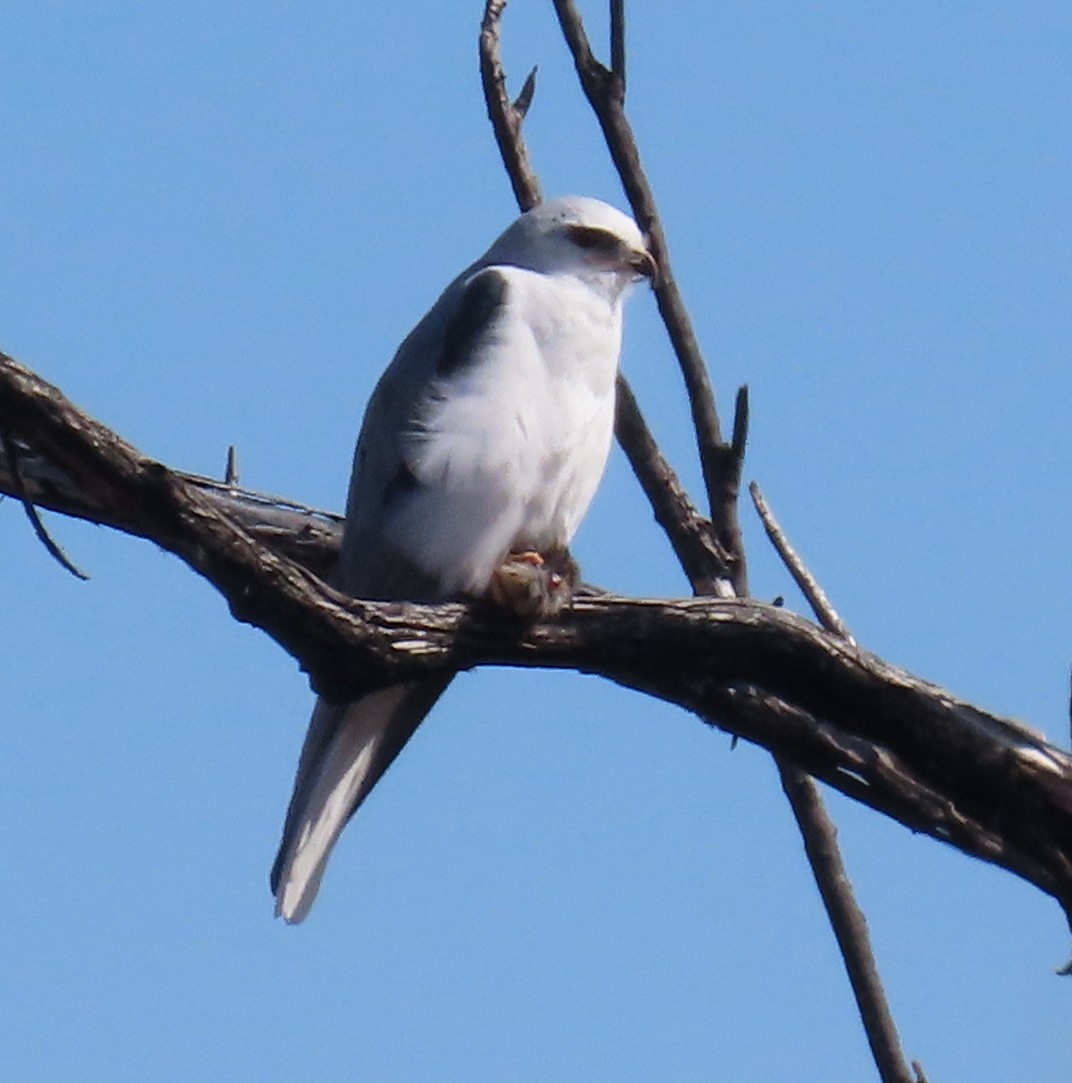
566,225,620,253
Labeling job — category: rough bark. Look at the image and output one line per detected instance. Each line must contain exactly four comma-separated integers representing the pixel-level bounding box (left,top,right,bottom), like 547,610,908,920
3,350,1071,925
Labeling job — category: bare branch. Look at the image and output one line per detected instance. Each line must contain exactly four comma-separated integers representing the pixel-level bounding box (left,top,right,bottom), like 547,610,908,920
479,0,542,211
0,431,342,581
512,65,537,119
610,0,626,89
721,384,749,595
0,426,89,580
731,384,749,459
4,350,1072,924
549,0,746,595
224,444,239,486
613,375,733,597
540,10,923,1070
476,2,734,599
778,764,916,1083
750,481,854,644
751,478,920,1076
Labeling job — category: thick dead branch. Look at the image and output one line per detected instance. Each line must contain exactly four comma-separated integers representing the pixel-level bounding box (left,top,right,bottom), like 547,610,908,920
3,351,1072,925
0,431,342,580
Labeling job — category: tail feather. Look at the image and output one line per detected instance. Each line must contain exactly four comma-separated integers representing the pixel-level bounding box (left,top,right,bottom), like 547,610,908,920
272,677,451,923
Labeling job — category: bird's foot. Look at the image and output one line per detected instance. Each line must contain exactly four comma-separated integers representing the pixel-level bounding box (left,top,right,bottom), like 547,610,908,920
487,547,579,619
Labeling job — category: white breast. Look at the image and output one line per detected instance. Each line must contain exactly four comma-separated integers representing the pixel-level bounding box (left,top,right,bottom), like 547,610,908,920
385,266,624,595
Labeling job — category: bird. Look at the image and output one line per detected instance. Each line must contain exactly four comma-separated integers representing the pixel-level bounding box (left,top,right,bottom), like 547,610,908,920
271,195,656,922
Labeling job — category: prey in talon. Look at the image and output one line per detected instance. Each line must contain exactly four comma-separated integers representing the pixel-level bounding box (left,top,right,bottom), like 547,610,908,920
488,546,581,619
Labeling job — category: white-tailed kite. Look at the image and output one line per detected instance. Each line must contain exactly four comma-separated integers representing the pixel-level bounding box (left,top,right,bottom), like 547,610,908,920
271,195,655,922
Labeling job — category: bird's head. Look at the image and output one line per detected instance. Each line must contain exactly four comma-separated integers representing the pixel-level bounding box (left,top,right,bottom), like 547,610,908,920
485,196,657,299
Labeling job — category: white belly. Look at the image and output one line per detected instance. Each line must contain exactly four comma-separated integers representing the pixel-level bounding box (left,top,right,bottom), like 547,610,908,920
386,268,623,595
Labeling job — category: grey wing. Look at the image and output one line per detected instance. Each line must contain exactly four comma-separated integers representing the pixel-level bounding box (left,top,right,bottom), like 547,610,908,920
271,267,508,922
336,265,511,599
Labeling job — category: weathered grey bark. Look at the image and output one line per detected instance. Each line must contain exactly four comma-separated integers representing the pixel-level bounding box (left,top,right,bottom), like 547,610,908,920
0,424,342,580
3,351,1071,927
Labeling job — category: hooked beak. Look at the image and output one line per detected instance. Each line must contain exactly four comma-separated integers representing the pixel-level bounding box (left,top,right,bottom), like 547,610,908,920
628,246,658,286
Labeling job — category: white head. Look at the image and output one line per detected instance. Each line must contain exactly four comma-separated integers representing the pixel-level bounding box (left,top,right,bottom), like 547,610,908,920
482,195,656,301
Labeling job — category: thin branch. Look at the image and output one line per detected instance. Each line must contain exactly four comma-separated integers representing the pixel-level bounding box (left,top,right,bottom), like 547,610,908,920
752,478,920,1078
610,0,626,89
549,0,746,595
721,384,750,595
479,0,542,211
731,384,749,458
477,1,732,597
543,9,920,1074
614,375,734,597
224,445,239,486
513,66,537,118
0,426,89,580
778,763,914,1083
750,481,854,644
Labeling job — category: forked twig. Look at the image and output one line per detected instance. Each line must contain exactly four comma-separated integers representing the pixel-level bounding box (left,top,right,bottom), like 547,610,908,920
479,0,542,211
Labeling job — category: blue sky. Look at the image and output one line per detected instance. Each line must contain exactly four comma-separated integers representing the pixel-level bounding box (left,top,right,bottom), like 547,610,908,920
3,3,1070,1080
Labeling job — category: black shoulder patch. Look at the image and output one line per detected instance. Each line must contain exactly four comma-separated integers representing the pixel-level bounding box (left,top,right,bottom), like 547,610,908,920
436,269,509,377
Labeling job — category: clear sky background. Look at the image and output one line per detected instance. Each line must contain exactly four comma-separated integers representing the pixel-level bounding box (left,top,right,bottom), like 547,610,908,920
3,3,1070,1080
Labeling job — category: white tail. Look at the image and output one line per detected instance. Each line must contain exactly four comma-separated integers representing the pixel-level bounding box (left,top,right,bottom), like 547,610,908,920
273,687,409,923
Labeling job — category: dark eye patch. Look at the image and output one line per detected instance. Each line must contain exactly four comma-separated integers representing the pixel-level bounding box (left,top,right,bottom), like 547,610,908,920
565,225,621,253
